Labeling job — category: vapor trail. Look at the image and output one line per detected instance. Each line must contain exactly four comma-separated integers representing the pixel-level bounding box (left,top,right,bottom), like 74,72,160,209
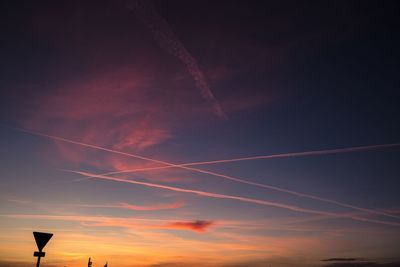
107,165,400,220
68,170,400,227
9,126,400,220
104,143,400,172
128,0,226,119
75,201,183,211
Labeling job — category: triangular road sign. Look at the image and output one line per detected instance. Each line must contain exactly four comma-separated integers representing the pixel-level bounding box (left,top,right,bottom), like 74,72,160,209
33,232,53,251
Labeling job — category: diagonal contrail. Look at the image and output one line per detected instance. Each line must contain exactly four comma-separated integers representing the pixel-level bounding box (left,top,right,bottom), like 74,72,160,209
104,143,400,175
128,0,226,119
67,170,400,227
106,167,400,220
8,126,400,220
100,146,400,220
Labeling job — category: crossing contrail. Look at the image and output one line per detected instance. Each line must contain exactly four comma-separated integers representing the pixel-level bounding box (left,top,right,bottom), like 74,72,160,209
104,143,400,173
7,126,400,220
67,170,400,227
106,167,400,220
128,0,226,119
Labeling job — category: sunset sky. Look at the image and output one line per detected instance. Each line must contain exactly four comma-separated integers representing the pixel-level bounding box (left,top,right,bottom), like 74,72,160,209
1,1,400,267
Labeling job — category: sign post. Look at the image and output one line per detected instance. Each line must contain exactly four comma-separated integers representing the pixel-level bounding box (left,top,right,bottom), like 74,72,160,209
33,232,53,267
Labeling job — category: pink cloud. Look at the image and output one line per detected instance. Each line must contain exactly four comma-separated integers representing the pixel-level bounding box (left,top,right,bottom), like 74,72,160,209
5,214,214,233
106,157,193,184
77,201,184,211
119,201,184,211
164,220,215,233
23,67,175,169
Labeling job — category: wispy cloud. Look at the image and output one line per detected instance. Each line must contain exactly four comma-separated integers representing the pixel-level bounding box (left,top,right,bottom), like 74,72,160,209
19,68,184,170
128,0,226,119
321,258,363,262
2,214,212,233
6,198,32,205
76,201,184,211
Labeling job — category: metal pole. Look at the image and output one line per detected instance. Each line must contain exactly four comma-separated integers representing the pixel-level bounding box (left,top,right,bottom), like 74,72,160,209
36,255,41,267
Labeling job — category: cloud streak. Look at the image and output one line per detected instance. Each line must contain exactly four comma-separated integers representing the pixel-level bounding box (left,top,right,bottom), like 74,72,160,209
2,214,213,233
76,201,184,211
106,143,400,172
9,126,400,221
128,0,226,119
68,170,400,227
321,258,363,262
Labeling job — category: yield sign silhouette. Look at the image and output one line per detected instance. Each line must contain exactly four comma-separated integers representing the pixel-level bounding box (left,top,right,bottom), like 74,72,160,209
33,232,53,252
